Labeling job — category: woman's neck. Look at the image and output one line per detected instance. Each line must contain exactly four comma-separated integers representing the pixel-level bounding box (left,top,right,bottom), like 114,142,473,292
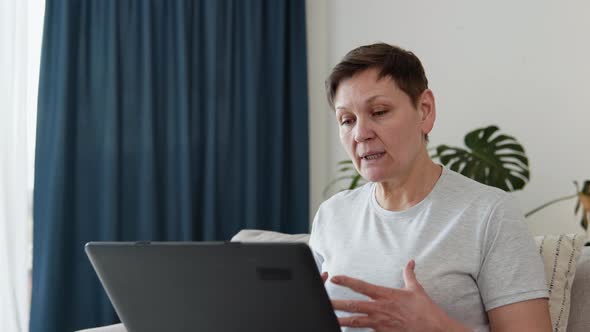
375,155,442,211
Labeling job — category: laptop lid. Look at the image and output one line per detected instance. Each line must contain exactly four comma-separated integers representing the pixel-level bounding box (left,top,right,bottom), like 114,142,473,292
85,241,340,332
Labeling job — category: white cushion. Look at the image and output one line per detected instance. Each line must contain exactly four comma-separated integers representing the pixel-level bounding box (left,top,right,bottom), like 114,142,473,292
231,229,310,243
77,324,125,332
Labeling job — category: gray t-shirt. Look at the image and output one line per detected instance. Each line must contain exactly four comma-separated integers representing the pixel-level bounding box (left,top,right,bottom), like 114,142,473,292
309,166,548,332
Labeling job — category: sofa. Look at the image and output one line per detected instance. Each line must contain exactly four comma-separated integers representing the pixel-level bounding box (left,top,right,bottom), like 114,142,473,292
79,230,590,332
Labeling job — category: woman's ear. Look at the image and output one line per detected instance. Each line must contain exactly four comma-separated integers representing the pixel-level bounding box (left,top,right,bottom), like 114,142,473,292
419,89,436,135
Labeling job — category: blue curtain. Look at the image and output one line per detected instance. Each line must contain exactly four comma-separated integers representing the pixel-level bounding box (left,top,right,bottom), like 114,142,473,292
31,1,309,331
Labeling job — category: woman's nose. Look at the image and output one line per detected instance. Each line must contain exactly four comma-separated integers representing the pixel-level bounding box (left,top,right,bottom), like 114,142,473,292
353,119,375,142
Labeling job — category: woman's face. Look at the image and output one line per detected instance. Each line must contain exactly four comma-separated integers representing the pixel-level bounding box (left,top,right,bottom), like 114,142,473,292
333,68,435,183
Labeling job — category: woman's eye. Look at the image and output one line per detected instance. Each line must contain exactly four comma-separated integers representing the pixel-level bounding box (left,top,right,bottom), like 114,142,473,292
373,109,388,116
341,118,354,126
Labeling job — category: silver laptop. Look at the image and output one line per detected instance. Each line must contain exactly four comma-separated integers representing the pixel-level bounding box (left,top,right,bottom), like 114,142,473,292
85,241,340,332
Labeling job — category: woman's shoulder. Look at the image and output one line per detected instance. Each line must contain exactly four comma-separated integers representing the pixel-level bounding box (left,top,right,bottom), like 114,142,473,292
319,182,373,211
311,183,373,236
439,167,509,202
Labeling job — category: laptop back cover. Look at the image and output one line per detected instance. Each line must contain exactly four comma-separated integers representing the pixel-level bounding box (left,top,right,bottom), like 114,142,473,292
85,242,340,332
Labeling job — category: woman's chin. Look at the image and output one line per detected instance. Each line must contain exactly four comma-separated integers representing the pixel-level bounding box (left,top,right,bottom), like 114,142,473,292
361,171,387,183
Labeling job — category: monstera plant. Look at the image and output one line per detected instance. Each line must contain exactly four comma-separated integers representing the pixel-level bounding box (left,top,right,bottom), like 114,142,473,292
326,125,530,195
432,125,529,192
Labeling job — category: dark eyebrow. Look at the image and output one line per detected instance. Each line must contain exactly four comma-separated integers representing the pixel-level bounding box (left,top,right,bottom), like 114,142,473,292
335,95,389,113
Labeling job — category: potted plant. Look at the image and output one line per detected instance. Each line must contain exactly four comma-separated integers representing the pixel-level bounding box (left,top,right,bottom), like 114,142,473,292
525,181,590,232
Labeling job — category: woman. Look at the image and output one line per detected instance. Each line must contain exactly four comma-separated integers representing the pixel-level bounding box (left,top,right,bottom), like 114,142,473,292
310,43,552,332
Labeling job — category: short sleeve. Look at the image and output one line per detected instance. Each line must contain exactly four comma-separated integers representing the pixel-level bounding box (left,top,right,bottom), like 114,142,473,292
477,195,549,311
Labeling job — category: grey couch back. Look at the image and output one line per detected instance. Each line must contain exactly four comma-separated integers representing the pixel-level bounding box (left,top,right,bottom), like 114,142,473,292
567,247,590,332
78,238,590,332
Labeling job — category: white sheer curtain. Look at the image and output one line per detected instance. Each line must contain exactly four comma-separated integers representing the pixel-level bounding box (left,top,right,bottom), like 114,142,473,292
0,0,44,331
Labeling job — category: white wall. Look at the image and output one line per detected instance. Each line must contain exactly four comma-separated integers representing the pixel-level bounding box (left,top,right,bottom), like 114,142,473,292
307,0,590,236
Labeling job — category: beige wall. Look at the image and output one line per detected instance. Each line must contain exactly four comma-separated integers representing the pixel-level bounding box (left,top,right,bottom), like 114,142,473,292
307,0,590,236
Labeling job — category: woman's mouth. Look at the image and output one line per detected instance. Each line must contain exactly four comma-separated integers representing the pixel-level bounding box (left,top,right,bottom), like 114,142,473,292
362,152,385,160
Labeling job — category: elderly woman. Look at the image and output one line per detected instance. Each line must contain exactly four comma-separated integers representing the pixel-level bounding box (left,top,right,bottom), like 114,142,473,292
310,43,552,332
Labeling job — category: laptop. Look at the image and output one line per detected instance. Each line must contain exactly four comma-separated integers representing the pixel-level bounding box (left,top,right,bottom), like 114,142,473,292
85,241,341,332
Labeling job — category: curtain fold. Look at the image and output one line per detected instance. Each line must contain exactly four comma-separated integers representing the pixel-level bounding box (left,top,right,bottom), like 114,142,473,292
31,1,309,331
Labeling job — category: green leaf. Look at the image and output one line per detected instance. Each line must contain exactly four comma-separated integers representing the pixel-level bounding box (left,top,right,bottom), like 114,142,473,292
489,134,516,145
495,143,525,153
433,125,529,192
495,153,528,165
349,174,362,190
